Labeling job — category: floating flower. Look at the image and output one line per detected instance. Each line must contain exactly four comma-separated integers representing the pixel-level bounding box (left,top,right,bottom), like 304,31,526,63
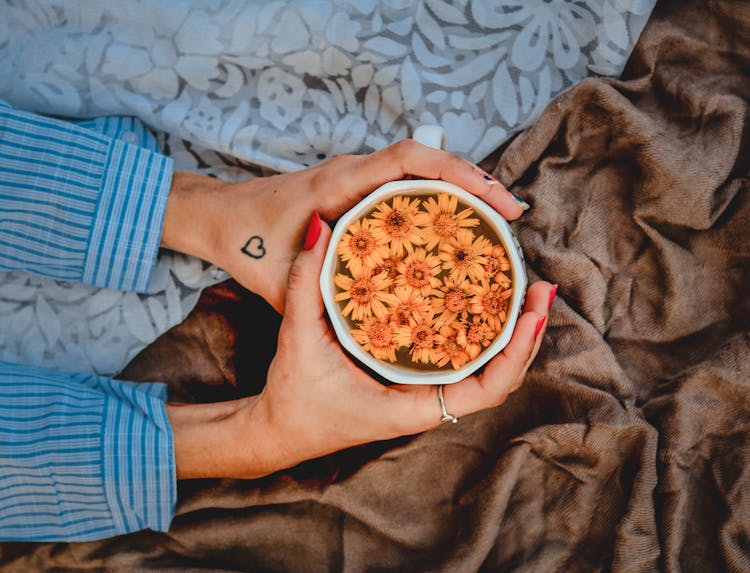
432,275,473,326
351,316,399,362
414,192,479,250
456,315,496,360
439,228,491,283
334,267,392,321
469,280,512,331
334,191,515,370
370,196,425,256
396,313,439,365
396,247,442,297
372,254,402,281
432,323,472,370
383,285,431,327
337,218,390,275
483,244,512,285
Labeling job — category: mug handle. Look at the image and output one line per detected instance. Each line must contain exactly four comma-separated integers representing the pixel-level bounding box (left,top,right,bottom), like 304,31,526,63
412,125,446,151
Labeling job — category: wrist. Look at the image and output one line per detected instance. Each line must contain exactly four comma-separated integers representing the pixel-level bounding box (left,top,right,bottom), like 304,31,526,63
161,171,227,265
167,396,266,480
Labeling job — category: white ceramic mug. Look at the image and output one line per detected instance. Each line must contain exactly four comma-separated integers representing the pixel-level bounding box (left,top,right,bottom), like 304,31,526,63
320,126,527,384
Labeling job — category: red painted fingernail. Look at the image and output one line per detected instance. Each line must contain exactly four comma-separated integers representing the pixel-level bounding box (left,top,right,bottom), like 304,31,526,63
534,316,546,339
304,211,322,250
548,284,558,310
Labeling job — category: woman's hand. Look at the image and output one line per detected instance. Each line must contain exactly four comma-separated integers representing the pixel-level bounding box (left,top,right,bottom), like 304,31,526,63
166,221,554,480
161,139,529,314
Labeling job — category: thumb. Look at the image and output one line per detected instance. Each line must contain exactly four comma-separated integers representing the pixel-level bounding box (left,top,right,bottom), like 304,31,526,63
284,213,332,328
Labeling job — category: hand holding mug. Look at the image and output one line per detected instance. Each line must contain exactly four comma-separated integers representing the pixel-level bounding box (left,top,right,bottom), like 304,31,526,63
166,220,554,479
161,135,529,314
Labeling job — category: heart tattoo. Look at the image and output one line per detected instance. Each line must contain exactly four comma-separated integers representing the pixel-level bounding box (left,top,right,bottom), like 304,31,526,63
240,236,266,259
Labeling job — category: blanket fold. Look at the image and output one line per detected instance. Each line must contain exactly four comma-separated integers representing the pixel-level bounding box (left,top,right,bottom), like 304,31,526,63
1,0,748,571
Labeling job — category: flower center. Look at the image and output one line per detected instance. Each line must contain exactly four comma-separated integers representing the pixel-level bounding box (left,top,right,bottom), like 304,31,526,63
441,334,461,356
405,262,431,288
483,292,506,314
484,256,500,277
350,278,375,304
412,325,435,348
467,323,485,344
350,232,375,257
385,210,410,237
368,322,394,348
445,290,467,312
393,305,412,326
454,248,471,264
373,257,400,280
433,213,458,237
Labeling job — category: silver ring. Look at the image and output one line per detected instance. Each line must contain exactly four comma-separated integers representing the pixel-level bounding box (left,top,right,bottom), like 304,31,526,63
438,385,458,424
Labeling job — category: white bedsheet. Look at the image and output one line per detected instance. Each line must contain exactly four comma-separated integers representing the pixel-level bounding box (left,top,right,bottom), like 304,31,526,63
0,0,656,377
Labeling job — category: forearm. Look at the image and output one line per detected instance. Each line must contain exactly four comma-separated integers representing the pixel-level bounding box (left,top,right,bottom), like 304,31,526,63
166,395,270,480
160,170,227,266
158,168,307,313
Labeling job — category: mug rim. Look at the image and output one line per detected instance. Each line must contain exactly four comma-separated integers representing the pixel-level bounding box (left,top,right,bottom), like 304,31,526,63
320,179,528,385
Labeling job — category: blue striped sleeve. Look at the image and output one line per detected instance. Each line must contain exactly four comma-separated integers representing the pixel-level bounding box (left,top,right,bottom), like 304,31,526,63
75,116,163,153
0,361,175,541
0,102,173,292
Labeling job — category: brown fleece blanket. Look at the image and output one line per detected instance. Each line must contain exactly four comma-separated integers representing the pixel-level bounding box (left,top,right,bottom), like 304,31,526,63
2,1,749,571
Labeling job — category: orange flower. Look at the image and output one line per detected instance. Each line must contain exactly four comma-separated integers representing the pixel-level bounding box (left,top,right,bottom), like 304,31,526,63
456,316,496,360
439,228,491,283
337,218,390,275
432,323,472,370
396,313,439,365
370,196,425,256
336,192,514,370
371,253,401,281
432,275,473,326
413,192,479,250
396,247,442,297
468,280,512,331
383,285,431,327
334,267,392,321
483,244,511,286
351,317,400,362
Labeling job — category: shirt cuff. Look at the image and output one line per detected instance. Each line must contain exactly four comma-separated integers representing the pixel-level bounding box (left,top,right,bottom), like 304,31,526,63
82,139,173,292
100,378,176,535
0,362,176,541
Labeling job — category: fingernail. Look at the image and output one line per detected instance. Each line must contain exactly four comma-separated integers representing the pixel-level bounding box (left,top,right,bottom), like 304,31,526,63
474,167,499,185
534,316,546,339
304,211,322,250
548,284,558,310
511,193,530,211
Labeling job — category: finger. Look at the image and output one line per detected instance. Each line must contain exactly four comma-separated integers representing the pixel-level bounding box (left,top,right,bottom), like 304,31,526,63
345,140,528,221
509,283,556,389
474,281,553,394
439,309,544,420
284,218,333,330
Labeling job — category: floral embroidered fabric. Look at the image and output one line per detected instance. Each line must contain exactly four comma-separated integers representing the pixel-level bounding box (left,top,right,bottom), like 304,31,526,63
0,0,656,377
